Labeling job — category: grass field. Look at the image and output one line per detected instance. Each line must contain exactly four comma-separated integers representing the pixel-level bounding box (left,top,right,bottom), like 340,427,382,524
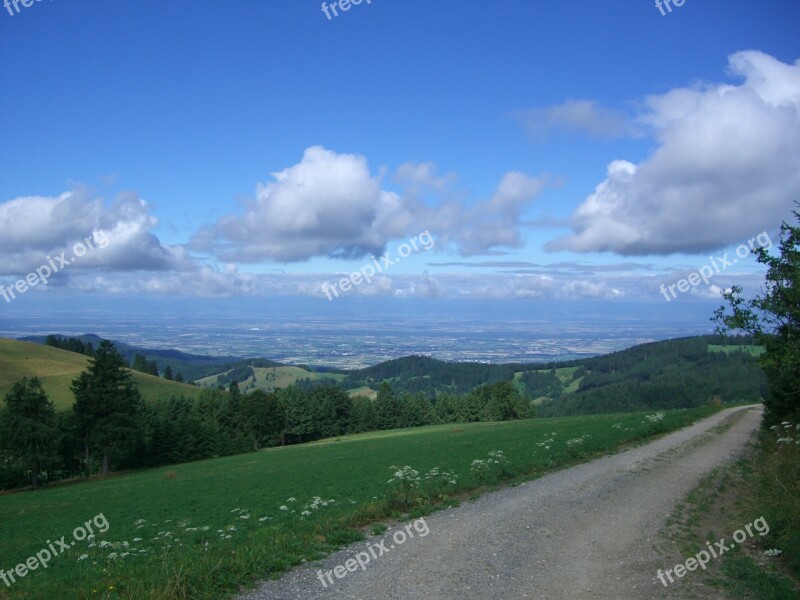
0,406,720,599
0,339,207,410
196,366,345,393
514,365,584,402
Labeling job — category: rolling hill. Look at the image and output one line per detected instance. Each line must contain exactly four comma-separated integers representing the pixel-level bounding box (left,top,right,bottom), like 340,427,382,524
21,334,243,381
0,338,208,410
6,333,767,415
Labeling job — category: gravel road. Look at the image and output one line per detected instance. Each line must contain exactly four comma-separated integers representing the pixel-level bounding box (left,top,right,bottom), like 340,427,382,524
238,405,762,600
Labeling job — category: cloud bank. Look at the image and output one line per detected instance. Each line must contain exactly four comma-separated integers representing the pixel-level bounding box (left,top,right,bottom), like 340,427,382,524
548,51,800,255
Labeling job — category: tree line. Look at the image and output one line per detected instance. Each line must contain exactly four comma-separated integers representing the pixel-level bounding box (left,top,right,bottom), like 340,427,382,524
0,342,530,491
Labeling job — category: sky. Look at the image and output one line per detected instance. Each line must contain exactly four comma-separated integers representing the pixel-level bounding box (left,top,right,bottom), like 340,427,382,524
1,0,799,313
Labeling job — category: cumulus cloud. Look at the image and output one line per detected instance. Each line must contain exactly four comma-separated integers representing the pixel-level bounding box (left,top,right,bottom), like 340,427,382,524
194,146,547,262
514,99,630,139
548,51,800,255
192,146,414,262
0,188,193,276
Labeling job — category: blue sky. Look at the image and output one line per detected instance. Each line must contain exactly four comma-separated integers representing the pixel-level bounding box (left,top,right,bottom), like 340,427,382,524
1,0,799,309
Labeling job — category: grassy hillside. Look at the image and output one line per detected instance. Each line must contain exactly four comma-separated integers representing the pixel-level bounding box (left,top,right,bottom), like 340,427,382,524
0,339,206,410
22,334,244,382
196,365,344,392
0,405,719,599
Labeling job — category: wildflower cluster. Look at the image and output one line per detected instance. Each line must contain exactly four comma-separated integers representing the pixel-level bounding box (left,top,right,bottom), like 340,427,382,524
470,450,508,482
423,467,458,486
387,466,421,488
277,495,338,520
533,432,557,455
565,434,591,446
769,421,800,446
299,496,336,519
645,412,665,423
385,465,460,508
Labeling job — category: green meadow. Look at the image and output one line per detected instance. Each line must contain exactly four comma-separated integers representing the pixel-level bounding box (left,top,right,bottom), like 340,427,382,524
197,366,346,393
0,406,718,599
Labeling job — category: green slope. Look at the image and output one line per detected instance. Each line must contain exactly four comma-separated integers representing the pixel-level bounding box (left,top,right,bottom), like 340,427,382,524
197,365,344,392
0,405,719,599
0,338,206,410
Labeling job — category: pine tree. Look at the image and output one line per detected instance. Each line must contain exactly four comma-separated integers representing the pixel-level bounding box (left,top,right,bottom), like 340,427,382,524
279,386,314,443
0,377,57,488
375,382,400,430
71,340,143,476
132,353,148,373
239,390,286,449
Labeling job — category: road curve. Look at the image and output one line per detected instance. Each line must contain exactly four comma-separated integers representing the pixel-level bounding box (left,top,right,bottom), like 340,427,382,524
238,405,762,600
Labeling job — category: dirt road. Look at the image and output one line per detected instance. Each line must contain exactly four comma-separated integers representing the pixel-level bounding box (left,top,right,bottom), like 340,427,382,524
239,405,762,600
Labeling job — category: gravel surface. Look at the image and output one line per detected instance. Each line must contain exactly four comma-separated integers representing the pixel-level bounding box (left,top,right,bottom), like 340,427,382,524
238,405,762,600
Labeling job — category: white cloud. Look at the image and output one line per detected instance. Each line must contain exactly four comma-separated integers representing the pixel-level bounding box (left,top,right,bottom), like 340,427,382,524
194,146,547,262
0,188,193,276
548,51,800,255
192,146,411,262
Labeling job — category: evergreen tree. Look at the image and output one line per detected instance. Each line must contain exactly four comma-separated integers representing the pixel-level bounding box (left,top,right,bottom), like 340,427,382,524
0,377,57,488
482,381,530,421
434,393,460,424
458,391,485,422
164,366,174,381
239,390,285,449
400,392,436,427
350,395,378,432
375,382,400,430
131,353,148,373
279,386,314,443
310,386,352,438
71,340,143,476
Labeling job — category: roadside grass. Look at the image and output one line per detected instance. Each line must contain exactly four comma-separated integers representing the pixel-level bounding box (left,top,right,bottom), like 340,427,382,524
659,415,799,599
0,406,719,600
